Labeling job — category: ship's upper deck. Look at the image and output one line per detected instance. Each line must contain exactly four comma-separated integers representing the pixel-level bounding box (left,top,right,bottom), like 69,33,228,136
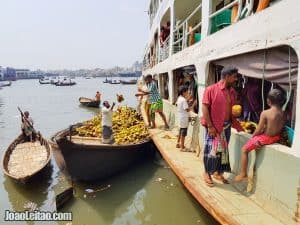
144,0,285,70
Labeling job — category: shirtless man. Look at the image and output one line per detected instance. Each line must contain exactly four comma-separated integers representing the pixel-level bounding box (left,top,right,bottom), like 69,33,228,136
235,89,286,182
95,91,101,102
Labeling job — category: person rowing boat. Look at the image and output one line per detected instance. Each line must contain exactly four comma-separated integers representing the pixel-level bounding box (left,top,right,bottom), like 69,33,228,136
18,107,36,142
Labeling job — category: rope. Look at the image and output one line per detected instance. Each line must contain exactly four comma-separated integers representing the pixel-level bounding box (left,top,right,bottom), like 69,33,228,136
282,47,292,111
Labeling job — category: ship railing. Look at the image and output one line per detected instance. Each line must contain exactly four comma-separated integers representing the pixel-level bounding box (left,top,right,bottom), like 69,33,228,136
173,3,202,54
209,0,243,34
159,36,170,62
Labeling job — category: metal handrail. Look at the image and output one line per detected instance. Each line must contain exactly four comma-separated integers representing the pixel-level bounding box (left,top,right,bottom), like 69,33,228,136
186,22,202,37
173,3,202,52
209,0,242,19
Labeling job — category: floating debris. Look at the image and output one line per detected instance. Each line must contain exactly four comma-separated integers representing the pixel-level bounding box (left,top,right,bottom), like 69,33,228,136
85,184,111,194
155,178,164,182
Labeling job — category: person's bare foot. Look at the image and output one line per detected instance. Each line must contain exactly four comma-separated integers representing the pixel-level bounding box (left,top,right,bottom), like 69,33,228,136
176,143,180,148
234,174,248,182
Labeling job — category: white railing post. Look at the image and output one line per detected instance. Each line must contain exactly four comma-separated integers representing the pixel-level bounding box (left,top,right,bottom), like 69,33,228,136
201,0,212,37
169,1,175,56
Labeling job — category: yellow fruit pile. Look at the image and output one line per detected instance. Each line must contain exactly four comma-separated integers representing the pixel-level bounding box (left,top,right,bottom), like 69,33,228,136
240,121,257,134
75,106,149,145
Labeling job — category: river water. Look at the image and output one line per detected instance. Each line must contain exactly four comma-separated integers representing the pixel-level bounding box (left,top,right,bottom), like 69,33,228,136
0,78,218,225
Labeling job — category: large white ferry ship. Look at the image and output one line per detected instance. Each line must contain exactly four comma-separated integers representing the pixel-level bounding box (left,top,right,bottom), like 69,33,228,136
142,0,300,224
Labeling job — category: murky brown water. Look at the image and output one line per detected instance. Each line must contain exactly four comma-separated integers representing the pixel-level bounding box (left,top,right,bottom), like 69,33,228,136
0,78,219,225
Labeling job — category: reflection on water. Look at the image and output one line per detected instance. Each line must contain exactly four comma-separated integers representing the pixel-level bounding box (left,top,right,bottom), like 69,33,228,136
0,79,219,225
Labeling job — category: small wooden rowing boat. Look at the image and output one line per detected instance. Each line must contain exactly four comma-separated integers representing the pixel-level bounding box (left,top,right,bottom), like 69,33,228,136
50,123,153,181
2,133,52,183
79,97,100,108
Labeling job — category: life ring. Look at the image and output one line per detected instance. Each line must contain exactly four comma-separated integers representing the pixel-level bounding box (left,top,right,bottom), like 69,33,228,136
256,0,269,12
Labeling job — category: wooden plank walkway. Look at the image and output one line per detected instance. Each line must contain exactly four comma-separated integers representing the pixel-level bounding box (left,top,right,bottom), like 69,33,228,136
144,110,287,225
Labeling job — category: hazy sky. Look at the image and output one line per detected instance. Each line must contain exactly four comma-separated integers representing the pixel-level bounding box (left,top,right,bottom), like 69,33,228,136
0,0,149,70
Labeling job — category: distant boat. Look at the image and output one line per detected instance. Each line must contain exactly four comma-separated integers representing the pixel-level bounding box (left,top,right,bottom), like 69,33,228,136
120,79,137,85
110,80,120,84
55,78,76,86
79,97,100,108
39,77,51,84
103,77,110,83
85,77,91,79
0,81,12,87
2,133,52,183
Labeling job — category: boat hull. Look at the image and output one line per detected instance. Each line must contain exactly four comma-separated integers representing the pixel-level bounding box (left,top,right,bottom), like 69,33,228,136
120,80,137,85
39,79,51,84
55,82,76,86
79,97,100,108
51,125,153,181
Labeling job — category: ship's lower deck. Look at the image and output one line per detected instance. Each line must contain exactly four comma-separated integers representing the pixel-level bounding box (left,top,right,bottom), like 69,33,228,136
141,100,299,225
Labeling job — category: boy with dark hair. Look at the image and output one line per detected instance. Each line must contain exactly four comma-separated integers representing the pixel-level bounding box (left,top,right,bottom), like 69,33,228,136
235,89,286,182
176,86,196,151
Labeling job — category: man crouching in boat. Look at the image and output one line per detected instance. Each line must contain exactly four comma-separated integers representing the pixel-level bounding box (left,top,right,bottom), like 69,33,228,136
102,101,115,144
21,111,35,142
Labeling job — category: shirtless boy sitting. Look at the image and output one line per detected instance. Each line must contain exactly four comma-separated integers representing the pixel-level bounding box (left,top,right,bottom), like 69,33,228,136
235,89,286,182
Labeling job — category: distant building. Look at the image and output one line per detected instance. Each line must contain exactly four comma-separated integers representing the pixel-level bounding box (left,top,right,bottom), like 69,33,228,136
29,70,43,79
0,66,4,80
5,67,16,81
15,69,30,79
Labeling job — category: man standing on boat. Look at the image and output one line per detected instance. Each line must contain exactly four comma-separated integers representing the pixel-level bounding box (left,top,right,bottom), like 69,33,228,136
21,111,35,142
102,101,115,144
201,66,239,186
95,91,101,102
139,75,169,129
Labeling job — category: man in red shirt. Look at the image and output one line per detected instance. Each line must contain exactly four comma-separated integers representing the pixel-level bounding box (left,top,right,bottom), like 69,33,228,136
201,66,239,187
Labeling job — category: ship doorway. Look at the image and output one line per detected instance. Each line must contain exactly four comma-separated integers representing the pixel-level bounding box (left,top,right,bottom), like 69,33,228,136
208,45,298,147
158,73,169,100
172,65,199,113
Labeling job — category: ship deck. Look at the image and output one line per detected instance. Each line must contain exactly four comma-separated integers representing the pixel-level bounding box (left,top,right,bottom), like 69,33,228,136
142,107,288,225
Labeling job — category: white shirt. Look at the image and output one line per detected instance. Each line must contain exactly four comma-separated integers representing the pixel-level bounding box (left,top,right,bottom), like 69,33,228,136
176,96,189,128
142,85,151,104
102,107,113,127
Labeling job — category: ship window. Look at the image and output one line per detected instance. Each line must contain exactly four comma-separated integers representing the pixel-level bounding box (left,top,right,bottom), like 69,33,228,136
208,45,297,147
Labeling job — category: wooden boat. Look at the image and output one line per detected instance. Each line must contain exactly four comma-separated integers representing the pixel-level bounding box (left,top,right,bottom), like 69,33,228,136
110,80,120,84
120,79,137,85
0,81,12,87
103,77,110,83
2,133,52,183
55,81,76,86
79,97,100,108
39,78,51,84
50,123,153,181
